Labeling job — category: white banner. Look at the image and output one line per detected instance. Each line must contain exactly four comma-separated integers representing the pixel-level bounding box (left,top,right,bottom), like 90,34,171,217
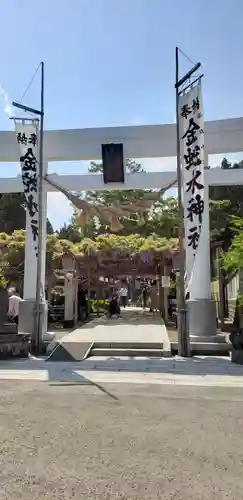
179,80,204,291
15,122,39,257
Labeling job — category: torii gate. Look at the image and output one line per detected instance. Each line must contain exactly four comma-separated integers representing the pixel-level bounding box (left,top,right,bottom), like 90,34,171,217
1,117,243,340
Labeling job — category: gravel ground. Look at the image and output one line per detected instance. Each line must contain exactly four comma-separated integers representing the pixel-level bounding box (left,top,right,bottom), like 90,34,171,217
0,381,243,499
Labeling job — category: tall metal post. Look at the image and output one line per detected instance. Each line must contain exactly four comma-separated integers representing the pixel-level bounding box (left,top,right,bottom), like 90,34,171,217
12,62,46,354
35,61,44,353
175,47,201,357
175,47,188,357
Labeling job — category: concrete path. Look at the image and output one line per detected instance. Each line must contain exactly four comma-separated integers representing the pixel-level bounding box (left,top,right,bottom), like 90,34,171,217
49,307,171,360
1,378,243,499
0,355,243,387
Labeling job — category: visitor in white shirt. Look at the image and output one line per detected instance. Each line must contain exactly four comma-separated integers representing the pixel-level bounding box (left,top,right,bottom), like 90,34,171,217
119,284,128,308
8,288,22,325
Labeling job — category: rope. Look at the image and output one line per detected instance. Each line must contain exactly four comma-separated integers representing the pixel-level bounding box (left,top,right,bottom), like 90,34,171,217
19,63,41,104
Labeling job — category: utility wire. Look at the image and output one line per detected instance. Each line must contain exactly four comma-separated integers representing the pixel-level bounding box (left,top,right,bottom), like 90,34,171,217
178,47,197,67
19,63,41,104
178,47,202,79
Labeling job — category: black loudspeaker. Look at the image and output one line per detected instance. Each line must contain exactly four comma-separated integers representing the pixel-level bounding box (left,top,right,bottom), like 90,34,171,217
102,143,125,184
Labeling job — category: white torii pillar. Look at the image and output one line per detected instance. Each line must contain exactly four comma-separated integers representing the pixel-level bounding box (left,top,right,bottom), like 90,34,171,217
18,163,48,340
187,154,217,340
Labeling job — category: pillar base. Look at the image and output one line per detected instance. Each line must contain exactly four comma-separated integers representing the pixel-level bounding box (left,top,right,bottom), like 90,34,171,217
18,300,48,342
187,298,217,339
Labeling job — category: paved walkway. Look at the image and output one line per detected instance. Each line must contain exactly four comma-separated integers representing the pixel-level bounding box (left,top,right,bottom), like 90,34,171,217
0,355,243,387
49,307,171,360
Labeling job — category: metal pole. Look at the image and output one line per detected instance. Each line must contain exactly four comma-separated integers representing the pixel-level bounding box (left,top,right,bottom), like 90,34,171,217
175,47,189,357
34,61,44,354
87,259,91,318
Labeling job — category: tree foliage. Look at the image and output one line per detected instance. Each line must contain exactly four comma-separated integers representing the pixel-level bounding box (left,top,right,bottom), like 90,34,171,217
85,159,146,206
0,230,72,285
71,233,178,258
223,217,243,274
0,194,54,234
1,157,242,285
0,231,178,286
58,159,179,240
209,158,243,250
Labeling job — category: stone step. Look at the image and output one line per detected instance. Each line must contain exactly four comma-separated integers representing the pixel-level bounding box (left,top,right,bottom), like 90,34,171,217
0,335,30,358
171,342,230,356
0,324,18,335
89,347,163,358
0,333,30,343
93,342,163,350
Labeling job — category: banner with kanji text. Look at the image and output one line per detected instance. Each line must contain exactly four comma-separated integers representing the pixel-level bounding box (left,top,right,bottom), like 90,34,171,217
15,122,39,257
179,79,204,292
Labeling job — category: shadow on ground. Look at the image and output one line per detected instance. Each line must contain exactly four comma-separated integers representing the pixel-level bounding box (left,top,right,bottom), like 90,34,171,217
0,355,242,377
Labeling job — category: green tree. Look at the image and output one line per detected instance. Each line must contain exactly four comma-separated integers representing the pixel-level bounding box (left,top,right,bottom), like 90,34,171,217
85,159,146,206
75,159,179,237
0,231,73,289
58,159,152,240
58,215,96,242
223,217,243,275
209,158,243,250
58,156,243,244
0,193,54,234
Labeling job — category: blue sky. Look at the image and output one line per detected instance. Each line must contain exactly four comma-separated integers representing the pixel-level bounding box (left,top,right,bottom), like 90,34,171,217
1,0,243,229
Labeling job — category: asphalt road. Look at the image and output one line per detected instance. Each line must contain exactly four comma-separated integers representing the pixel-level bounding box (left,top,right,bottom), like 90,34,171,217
0,381,243,499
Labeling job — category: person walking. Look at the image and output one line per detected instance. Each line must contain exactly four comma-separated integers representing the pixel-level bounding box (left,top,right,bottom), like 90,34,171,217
8,288,22,325
119,283,128,308
149,283,159,313
141,283,149,309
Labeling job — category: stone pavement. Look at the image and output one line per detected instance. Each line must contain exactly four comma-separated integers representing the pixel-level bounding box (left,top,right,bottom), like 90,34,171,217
49,306,171,360
0,355,243,387
1,378,243,499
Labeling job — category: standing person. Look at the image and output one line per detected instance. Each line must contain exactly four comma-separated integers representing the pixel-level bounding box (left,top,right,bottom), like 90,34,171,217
119,282,128,308
78,287,88,321
149,282,159,313
8,288,22,325
141,282,148,309
108,293,120,318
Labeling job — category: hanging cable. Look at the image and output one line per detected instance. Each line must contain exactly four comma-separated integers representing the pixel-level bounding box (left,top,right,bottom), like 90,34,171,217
19,63,41,104
178,47,197,67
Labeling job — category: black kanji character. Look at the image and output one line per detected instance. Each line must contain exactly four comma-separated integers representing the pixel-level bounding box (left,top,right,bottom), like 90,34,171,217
186,169,204,195
188,226,201,251
192,97,200,113
20,148,37,173
25,195,38,218
187,194,204,224
28,133,37,147
184,145,202,170
17,132,28,145
30,219,38,241
182,117,200,147
197,112,202,119
22,172,38,193
180,104,191,119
